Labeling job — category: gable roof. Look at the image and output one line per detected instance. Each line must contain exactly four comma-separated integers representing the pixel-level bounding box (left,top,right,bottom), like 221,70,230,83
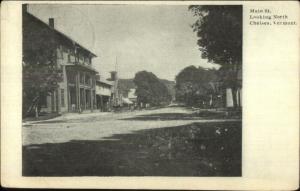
97,79,113,87
24,11,97,57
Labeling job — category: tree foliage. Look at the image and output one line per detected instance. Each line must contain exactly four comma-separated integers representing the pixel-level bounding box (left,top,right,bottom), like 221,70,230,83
189,5,242,107
133,71,172,106
189,5,242,66
175,66,222,107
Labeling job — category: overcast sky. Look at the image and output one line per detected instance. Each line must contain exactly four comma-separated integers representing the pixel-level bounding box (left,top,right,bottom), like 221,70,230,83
28,4,219,81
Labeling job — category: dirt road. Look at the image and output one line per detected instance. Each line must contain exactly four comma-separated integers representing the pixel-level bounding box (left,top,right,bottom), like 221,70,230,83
23,107,241,176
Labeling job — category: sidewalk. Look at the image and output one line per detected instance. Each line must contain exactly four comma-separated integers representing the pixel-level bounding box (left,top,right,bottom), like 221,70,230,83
23,111,111,125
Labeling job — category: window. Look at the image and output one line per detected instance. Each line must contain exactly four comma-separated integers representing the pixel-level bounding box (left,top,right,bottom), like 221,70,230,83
61,89,65,107
85,75,91,85
84,57,88,65
80,73,85,84
67,71,76,84
92,77,95,86
79,54,84,64
57,48,63,59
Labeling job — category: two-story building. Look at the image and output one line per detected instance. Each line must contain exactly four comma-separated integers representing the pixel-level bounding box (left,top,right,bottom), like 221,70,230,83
96,75,113,111
23,6,98,114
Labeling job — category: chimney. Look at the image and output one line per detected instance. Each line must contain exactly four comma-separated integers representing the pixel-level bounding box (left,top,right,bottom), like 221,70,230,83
110,71,117,81
96,74,100,81
22,4,28,13
49,18,54,28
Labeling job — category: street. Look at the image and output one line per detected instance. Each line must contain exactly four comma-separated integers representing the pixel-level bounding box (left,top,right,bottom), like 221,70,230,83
23,106,241,176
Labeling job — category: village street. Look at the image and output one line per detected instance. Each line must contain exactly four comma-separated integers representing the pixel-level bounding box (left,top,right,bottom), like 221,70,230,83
23,106,242,176
23,106,239,145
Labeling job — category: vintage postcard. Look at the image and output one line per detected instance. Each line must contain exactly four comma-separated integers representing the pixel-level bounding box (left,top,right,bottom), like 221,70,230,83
1,1,299,190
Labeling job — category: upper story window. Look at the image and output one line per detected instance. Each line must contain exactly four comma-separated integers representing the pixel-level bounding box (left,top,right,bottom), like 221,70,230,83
68,51,75,63
78,54,84,64
56,48,63,59
67,71,76,84
91,77,95,86
84,57,90,65
63,52,68,61
85,74,91,85
80,73,85,84
89,57,92,65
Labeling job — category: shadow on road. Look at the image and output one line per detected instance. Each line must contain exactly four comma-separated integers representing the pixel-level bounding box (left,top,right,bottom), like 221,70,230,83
121,111,232,121
23,121,241,176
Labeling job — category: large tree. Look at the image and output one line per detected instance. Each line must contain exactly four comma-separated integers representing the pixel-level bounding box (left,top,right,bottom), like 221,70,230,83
175,66,219,107
133,71,172,107
189,5,242,108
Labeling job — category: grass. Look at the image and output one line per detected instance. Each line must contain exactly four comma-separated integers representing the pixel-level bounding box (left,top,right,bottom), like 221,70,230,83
121,110,240,121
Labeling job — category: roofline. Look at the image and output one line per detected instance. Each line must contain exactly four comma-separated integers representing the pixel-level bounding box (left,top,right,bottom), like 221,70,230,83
25,12,97,57
96,80,113,86
65,63,99,73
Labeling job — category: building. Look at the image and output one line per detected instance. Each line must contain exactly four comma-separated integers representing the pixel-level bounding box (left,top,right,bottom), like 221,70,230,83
107,71,123,108
127,88,137,104
96,75,112,111
23,5,98,114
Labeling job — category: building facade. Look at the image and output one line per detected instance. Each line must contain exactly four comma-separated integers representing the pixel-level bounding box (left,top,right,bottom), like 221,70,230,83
23,6,98,114
96,76,113,111
127,88,137,104
107,71,124,108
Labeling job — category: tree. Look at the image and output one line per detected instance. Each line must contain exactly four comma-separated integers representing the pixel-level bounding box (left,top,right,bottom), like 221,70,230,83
189,5,242,108
175,66,219,107
23,12,63,117
23,64,63,117
133,71,172,107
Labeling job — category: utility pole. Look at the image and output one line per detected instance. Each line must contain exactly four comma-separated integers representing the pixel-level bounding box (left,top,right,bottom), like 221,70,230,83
112,56,119,107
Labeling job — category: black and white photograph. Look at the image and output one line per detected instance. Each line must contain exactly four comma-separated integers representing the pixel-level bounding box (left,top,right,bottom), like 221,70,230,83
22,3,243,177
1,0,299,189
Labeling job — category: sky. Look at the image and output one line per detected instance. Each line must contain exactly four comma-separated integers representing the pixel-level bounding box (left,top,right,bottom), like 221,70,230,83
28,4,219,81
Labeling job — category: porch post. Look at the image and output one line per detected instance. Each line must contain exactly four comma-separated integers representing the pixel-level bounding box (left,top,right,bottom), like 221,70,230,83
56,88,60,113
83,72,86,110
91,89,94,111
76,71,80,112
92,75,97,109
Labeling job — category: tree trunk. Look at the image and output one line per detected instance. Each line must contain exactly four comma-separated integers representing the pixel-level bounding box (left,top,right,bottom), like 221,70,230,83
26,95,39,116
35,95,40,118
35,105,39,118
209,94,213,108
231,87,238,109
231,62,240,109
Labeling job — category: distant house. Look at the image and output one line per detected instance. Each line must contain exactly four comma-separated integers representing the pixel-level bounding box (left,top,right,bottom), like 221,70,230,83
120,88,136,106
96,75,112,111
117,78,174,105
127,88,137,103
23,5,98,114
